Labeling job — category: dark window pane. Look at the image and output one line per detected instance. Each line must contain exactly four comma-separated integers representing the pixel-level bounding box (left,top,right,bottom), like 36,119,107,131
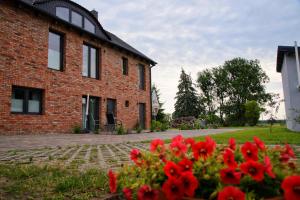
82,45,89,76
71,11,83,27
28,90,41,113
84,18,95,33
11,88,25,112
122,57,128,75
139,64,145,90
48,32,62,70
56,7,69,21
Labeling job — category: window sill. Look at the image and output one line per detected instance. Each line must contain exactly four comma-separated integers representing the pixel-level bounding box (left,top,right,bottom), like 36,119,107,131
11,112,43,115
48,67,63,72
82,76,100,80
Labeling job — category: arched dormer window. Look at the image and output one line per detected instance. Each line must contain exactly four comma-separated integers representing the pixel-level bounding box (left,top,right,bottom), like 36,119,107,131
55,6,95,34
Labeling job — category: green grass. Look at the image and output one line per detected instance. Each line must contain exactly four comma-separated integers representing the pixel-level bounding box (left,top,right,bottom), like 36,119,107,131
0,164,109,200
194,126,300,145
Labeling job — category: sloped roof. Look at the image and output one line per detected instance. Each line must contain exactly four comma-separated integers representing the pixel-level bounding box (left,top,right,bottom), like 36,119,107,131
16,0,157,65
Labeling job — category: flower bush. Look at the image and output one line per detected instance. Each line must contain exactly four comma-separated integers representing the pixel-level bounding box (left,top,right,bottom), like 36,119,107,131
108,135,300,200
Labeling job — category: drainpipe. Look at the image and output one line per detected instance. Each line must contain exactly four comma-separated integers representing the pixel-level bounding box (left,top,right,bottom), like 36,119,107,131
294,41,300,90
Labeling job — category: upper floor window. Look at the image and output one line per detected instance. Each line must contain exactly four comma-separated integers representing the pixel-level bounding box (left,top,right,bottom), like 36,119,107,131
48,31,63,71
138,64,145,90
84,18,96,33
56,7,69,21
11,86,43,115
71,11,83,27
122,57,128,75
83,44,99,79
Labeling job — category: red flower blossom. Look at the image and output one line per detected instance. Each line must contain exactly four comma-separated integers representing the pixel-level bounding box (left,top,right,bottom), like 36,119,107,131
137,185,159,200
218,186,245,200
205,136,216,153
281,175,300,200
192,141,214,160
280,144,295,163
223,148,238,168
162,177,184,200
170,141,187,157
178,158,193,172
130,149,141,164
179,172,199,197
264,156,275,178
253,136,266,151
123,188,132,200
220,168,241,185
150,139,165,152
172,135,184,143
241,142,258,161
164,161,181,178
228,138,236,151
108,170,117,193
240,160,265,182
185,138,195,149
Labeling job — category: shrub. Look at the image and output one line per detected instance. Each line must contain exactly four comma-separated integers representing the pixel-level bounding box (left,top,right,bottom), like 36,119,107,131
72,124,81,134
160,122,169,131
134,123,142,133
245,100,261,126
179,122,193,130
116,124,125,135
151,120,168,132
109,136,300,200
171,116,196,129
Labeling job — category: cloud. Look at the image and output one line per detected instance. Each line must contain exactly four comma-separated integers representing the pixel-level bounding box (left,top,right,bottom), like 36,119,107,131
74,0,300,119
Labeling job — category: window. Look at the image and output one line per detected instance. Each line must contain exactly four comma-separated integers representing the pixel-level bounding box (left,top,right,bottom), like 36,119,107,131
82,44,98,79
84,18,96,33
48,31,63,70
122,57,128,75
11,86,43,114
56,7,69,21
138,64,145,90
71,11,83,27
125,100,129,107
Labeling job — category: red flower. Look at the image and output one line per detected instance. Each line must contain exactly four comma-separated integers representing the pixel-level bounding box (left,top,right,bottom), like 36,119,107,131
218,186,245,200
280,144,295,163
220,168,241,185
228,138,236,151
130,149,141,165
253,136,266,151
170,140,187,157
241,142,258,161
162,177,184,200
178,158,193,172
281,175,300,200
185,138,195,149
150,139,165,152
108,170,117,193
179,172,198,197
223,148,238,169
123,188,132,200
137,185,159,200
192,141,214,160
264,156,275,178
240,160,265,182
172,135,184,143
164,161,181,178
205,136,216,153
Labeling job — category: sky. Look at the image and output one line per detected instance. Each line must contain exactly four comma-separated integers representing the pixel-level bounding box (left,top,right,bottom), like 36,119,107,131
74,0,300,119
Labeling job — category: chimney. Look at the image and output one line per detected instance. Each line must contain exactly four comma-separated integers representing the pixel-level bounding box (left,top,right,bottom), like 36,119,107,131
91,10,98,19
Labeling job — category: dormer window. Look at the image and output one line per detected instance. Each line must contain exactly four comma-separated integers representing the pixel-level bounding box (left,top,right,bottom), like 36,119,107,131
84,18,96,33
71,11,83,27
56,7,69,21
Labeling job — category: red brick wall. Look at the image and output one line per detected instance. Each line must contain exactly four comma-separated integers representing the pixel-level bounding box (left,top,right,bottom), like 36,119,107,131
0,1,152,134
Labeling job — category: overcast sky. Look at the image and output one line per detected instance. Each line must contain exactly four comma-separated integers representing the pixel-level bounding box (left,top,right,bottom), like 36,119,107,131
74,0,300,119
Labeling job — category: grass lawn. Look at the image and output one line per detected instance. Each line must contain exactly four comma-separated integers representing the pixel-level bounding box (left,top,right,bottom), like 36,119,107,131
194,125,300,145
0,164,109,200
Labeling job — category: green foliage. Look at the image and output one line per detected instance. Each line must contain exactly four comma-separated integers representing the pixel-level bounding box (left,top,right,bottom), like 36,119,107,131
173,69,200,118
245,100,261,126
72,124,81,134
179,123,194,130
134,123,142,133
116,124,126,135
151,120,169,132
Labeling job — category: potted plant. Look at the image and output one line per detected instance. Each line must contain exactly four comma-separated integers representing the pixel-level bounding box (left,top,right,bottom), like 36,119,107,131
107,135,300,200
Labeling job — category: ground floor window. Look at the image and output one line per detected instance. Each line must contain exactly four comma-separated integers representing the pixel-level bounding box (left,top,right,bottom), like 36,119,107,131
11,86,43,114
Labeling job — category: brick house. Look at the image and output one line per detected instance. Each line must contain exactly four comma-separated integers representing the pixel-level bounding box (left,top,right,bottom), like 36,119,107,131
0,0,156,134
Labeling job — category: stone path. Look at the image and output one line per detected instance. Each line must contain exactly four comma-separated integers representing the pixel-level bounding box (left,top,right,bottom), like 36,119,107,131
0,129,239,151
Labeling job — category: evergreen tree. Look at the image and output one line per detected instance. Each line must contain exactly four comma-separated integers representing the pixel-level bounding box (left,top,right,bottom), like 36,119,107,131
151,84,166,122
173,69,200,118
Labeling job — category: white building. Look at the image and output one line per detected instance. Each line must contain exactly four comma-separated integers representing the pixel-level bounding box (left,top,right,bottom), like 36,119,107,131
277,44,300,132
